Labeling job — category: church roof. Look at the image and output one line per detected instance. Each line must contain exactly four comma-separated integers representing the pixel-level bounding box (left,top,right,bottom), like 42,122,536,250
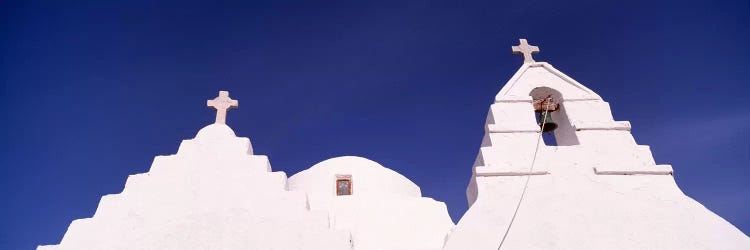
288,156,421,197
495,62,602,102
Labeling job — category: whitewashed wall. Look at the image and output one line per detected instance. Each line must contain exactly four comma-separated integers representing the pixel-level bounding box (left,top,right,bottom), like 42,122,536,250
39,124,351,250
289,156,454,250
445,62,750,250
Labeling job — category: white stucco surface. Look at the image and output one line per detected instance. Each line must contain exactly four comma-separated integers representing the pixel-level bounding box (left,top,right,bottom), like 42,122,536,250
37,47,750,250
38,124,351,250
288,156,454,250
444,62,750,250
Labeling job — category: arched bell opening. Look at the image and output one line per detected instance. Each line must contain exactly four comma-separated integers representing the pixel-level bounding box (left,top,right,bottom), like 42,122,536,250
529,87,580,146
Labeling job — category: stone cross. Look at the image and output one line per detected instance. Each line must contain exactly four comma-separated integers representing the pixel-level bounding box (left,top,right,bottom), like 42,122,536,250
512,38,540,63
207,91,238,124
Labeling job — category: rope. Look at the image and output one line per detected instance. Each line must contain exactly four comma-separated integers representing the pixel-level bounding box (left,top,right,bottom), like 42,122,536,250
496,98,552,250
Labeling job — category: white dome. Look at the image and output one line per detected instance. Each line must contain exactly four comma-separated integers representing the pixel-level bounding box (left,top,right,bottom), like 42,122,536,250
195,123,237,139
288,156,421,197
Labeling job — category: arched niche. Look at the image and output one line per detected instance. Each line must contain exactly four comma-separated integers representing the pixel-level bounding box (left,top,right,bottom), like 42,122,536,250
529,87,580,146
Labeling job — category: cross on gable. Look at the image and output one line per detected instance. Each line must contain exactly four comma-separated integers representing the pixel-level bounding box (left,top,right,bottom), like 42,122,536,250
206,91,238,124
512,38,540,63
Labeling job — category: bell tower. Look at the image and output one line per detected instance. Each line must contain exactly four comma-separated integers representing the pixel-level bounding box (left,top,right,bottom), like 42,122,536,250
442,39,749,250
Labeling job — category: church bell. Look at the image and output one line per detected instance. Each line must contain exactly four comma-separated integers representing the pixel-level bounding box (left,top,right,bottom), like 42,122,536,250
533,96,559,133
537,110,558,133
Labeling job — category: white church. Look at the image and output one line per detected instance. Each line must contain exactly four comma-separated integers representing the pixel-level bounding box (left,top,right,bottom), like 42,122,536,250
39,39,750,250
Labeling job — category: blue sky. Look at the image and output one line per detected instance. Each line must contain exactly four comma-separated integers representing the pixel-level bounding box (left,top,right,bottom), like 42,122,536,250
1,0,748,248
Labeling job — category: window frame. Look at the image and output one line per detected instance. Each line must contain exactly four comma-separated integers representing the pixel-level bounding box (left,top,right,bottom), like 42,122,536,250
335,174,353,196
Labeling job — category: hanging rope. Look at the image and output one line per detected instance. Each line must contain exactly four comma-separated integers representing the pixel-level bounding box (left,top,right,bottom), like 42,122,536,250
496,98,552,250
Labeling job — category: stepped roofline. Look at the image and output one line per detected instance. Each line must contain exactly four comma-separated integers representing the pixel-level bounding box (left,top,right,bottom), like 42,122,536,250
496,62,602,103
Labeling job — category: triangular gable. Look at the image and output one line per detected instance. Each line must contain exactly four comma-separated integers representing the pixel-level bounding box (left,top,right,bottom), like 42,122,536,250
495,62,602,102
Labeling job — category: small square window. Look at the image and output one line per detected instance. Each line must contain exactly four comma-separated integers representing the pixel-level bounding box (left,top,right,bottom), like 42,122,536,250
336,175,352,196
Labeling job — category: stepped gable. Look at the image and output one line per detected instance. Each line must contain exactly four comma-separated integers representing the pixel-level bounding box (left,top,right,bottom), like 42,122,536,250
39,91,351,250
443,39,750,250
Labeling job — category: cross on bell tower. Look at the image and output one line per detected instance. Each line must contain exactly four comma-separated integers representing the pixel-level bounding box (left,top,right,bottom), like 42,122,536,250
207,91,238,124
512,38,540,63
